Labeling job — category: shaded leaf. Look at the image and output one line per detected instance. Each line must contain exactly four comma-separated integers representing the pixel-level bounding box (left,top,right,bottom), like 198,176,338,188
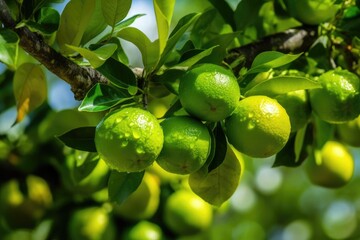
189,145,242,206
25,7,60,35
66,44,117,68
245,76,320,97
0,29,19,69
13,63,46,122
82,0,108,44
234,0,263,30
172,46,218,68
208,0,236,30
79,83,133,112
154,0,175,54
56,0,96,54
117,27,160,71
101,0,132,28
207,123,227,172
96,57,137,90
56,126,97,152
108,170,144,205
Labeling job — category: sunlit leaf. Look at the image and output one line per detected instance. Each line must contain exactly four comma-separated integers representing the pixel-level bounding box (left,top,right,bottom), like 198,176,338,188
157,13,201,70
66,44,117,68
108,170,144,205
154,0,175,54
246,52,303,75
56,0,96,54
101,0,132,28
172,46,218,68
117,27,160,71
13,63,46,122
0,29,19,69
245,76,320,97
189,145,242,206
82,0,107,44
56,126,97,152
79,83,133,112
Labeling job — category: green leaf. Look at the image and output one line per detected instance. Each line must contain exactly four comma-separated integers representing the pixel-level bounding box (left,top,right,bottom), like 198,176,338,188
162,98,182,118
101,0,132,28
156,13,201,70
106,37,129,64
66,44,117,68
208,0,236,30
207,123,227,172
108,170,144,205
246,52,303,75
56,126,97,152
0,29,19,69
79,83,133,112
82,0,108,44
72,153,100,183
96,57,137,90
117,27,160,71
25,7,60,35
172,46,218,68
13,63,46,122
234,0,263,30
189,145,242,206
245,76,321,97
314,116,335,149
294,126,307,162
154,0,175,54
56,0,96,54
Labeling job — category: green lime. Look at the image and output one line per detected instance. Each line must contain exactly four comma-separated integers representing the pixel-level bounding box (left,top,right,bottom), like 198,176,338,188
95,107,164,172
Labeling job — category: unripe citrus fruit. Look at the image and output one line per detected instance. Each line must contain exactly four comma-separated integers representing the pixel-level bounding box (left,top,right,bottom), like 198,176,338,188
68,206,116,240
225,96,291,158
95,107,164,172
276,90,311,132
178,64,240,122
0,175,52,229
112,172,160,220
305,141,354,188
337,116,360,147
156,116,211,174
122,221,163,240
284,0,341,25
163,190,213,235
309,69,360,124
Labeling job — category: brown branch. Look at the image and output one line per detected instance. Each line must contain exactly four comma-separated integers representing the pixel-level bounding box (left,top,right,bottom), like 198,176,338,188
225,26,319,74
0,0,108,100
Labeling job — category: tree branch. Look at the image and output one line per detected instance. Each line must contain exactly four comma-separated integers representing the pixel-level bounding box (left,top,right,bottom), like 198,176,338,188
0,0,108,100
225,26,319,74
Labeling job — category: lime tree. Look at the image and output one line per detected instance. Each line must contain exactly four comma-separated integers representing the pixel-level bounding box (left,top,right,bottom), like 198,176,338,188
95,107,164,172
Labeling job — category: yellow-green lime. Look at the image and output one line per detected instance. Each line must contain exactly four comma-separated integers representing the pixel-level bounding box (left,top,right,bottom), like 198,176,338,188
95,107,164,172
163,190,213,235
156,116,211,174
179,64,240,122
276,90,311,132
337,116,360,147
68,206,116,240
305,141,354,188
309,69,360,124
122,221,163,240
112,172,160,221
225,96,291,158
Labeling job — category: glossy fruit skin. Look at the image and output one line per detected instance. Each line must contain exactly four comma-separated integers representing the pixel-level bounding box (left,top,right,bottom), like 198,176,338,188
179,63,240,122
225,96,291,158
305,141,354,188
112,173,160,221
68,207,116,240
309,69,360,124
276,90,311,132
284,0,341,25
156,116,211,174
337,116,360,147
95,107,164,172
163,190,213,235
122,221,163,240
